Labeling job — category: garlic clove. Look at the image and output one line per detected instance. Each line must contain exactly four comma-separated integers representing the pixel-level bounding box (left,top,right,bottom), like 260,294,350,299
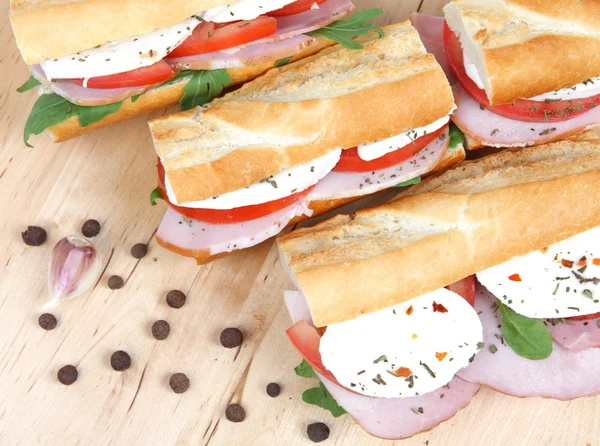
45,236,102,309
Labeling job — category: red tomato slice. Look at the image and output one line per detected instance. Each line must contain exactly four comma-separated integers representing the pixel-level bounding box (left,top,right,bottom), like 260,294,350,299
69,60,174,89
286,320,350,388
444,22,600,122
568,312,600,322
167,16,277,58
158,160,311,224
447,276,475,307
267,0,328,17
333,125,448,173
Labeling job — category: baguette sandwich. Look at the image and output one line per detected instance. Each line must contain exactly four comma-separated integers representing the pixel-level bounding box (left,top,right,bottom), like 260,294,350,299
277,138,600,439
147,22,466,264
440,0,600,149
10,0,386,146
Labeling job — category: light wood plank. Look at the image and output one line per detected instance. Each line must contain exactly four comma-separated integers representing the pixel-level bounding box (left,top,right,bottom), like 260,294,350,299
1,0,598,444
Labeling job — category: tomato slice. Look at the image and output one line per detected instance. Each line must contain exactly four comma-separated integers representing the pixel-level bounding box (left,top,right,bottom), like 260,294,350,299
444,22,600,122
286,320,350,389
69,60,174,89
333,125,447,172
568,312,600,322
167,16,277,58
267,0,328,17
447,276,475,307
158,160,311,224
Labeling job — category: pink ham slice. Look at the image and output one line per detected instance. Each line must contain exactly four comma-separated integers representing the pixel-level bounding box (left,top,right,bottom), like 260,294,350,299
30,64,156,107
547,318,600,352
156,200,311,258
262,0,355,42
410,13,456,84
457,286,600,400
167,35,317,71
308,127,448,200
285,289,480,440
453,84,600,147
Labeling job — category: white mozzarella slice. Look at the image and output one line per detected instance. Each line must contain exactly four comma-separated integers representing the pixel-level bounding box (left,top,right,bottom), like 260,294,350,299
308,127,447,200
165,149,341,209
319,288,483,398
464,49,600,101
200,0,298,22
357,115,451,161
477,226,600,319
41,18,200,80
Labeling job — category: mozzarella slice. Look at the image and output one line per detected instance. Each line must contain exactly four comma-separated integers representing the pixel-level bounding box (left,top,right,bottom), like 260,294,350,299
357,115,451,161
41,17,200,80
463,49,600,101
319,288,483,398
477,226,600,319
165,149,341,209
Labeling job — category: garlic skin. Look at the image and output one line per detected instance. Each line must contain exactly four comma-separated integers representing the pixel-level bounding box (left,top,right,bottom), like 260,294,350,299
45,236,102,309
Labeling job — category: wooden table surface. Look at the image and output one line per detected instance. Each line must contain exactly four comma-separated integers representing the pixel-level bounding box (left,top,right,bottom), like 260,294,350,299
1,1,598,445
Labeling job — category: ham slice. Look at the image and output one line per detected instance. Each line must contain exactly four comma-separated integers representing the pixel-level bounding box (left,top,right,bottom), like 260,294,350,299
457,286,600,400
308,127,448,200
410,13,456,84
547,318,600,352
167,35,317,71
285,289,480,440
29,64,156,106
156,200,311,259
259,0,355,43
453,84,600,147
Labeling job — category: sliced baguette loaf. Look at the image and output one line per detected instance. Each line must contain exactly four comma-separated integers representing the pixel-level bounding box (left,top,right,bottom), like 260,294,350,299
149,22,455,204
278,139,600,327
444,0,600,104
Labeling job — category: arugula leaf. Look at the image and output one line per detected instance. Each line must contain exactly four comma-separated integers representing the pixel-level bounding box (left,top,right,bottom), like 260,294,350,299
395,176,421,188
294,359,317,378
150,187,164,206
309,9,384,50
295,360,346,417
498,301,552,360
17,76,41,93
180,69,232,111
302,382,347,417
23,93,123,147
275,56,293,67
449,122,465,149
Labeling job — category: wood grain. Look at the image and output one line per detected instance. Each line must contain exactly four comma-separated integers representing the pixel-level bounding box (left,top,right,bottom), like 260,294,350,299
0,1,598,445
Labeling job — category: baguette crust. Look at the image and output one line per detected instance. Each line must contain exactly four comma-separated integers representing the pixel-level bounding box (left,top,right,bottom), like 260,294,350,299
46,37,335,142
10,0,232,64
149,23,455,203
444,0,600,104
155,143,465,264
278,140,600,327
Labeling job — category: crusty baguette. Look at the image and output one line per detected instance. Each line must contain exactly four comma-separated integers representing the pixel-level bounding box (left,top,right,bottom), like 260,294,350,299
44,37,335,142
149,22,455,204
464,129,600,151
278,139,600,327
157,142,466,265
444,0,600,105
10,0,233,64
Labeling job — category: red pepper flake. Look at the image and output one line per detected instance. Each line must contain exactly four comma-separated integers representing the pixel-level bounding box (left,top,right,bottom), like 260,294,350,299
594,258,600,266
577,256,587,267
435,352,448,361
432,302,448,313
540,247,548,253
508,274,522,282
395,367,412,378
406,305,414,316
562,259,574,268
